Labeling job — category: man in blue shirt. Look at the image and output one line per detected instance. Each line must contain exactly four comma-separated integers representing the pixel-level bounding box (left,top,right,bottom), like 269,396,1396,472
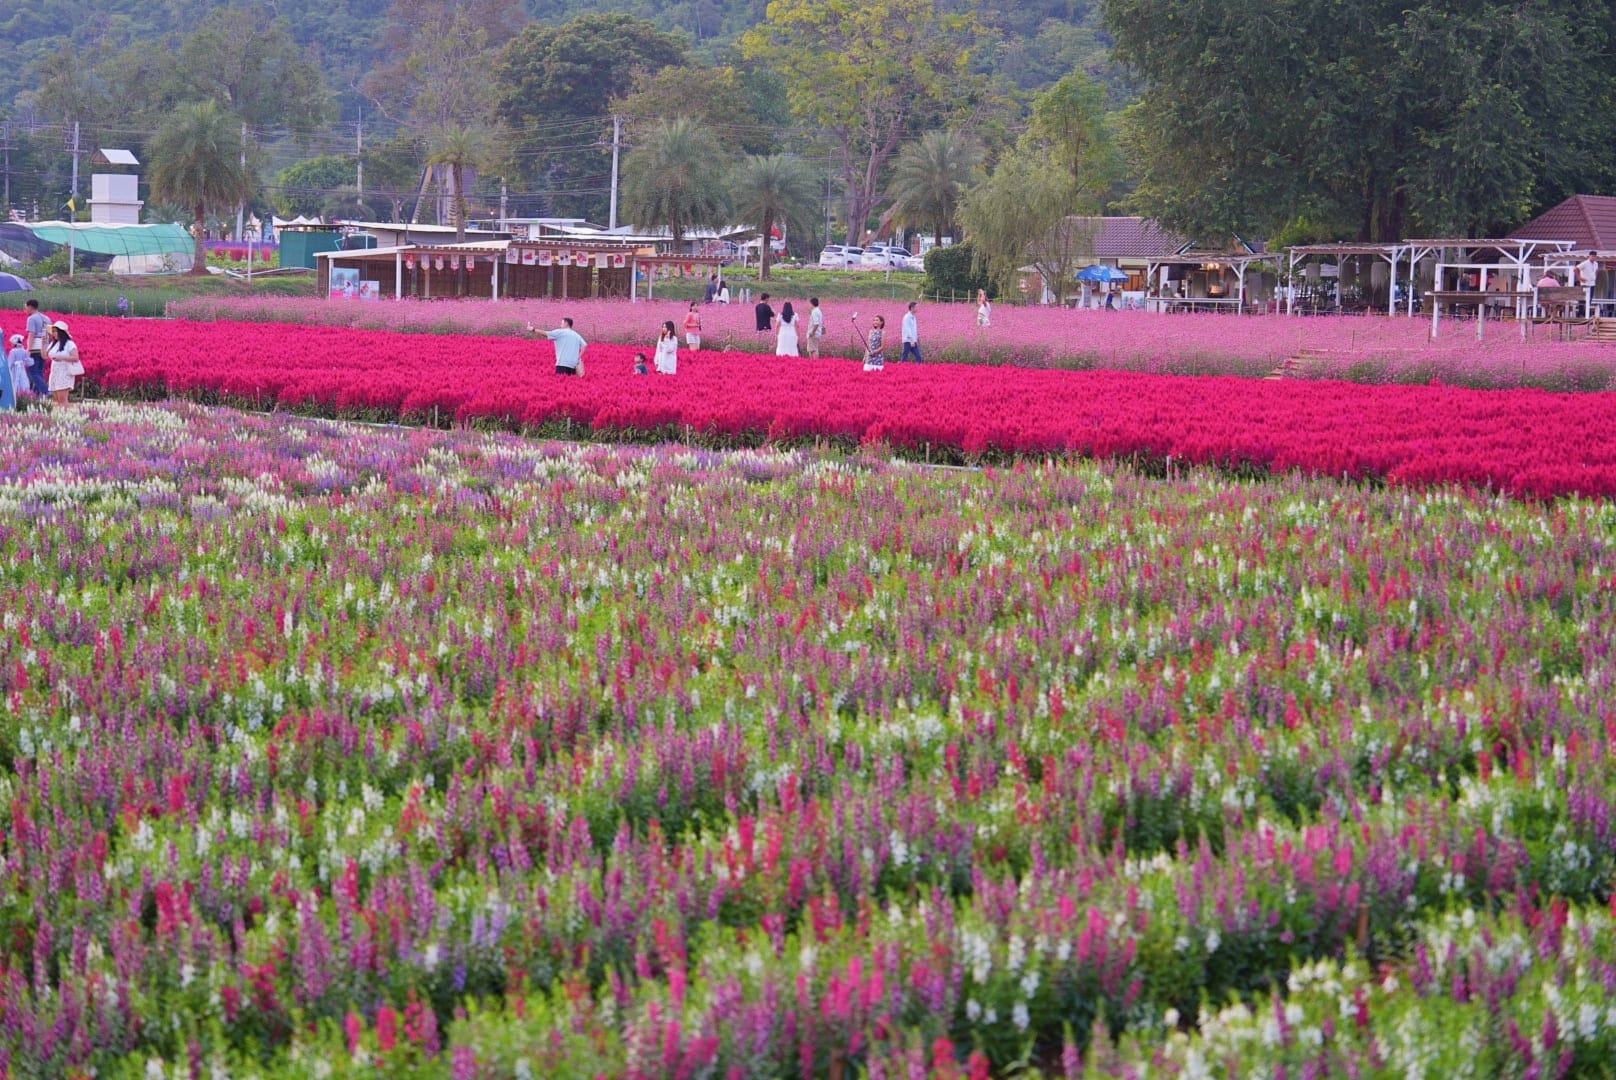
545,317,587,375
23,299,50,396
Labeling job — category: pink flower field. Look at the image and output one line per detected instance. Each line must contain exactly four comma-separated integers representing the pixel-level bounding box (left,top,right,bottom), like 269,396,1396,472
166,296,1616,389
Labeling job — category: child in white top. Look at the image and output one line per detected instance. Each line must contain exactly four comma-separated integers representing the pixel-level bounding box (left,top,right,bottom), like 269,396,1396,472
6,335,30,399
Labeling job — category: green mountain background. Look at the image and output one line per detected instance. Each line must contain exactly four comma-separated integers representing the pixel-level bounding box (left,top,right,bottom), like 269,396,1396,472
0,0,1119,120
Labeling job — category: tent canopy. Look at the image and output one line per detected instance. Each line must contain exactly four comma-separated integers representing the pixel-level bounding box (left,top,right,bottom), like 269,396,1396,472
26,221,193,258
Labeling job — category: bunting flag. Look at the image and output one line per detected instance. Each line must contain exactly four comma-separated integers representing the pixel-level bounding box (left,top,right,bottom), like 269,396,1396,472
434,256,445,271
536,250,550,266
575,252,590,266
450,255,460,271
556,253,571,266
594,253,609,269
404,255,415,270
506,248,519,264
610,252,626,268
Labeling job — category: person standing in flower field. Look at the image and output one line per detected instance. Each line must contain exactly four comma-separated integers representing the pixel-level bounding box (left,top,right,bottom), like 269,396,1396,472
45,320,83,405
775,301,800,356
861,315,886,371
683,302,702,350
6,334,30,404
900,301,923,363
24,299,50,397
654,320,679,374
805,297,825,358
541,317,587,376
755,292,775,333
0,338,17,411
976,289,992,329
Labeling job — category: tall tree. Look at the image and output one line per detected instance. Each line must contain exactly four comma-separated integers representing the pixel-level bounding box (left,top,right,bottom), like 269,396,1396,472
888,129,982,248
613,65,776,156
363,136,428,224
1104,0,1616,241
274,156,357,218
168,7,332,141
963,146,1093,306
621,118,730,245
1025,71,1123,206
729,153,820,278
426,124,500,243
364,0,525,128
494,14,689,220
147,100,255,275
741,0,983,245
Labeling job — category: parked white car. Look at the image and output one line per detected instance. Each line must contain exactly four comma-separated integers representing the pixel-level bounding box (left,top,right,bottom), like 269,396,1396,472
859,245,917,270
818,245,865,268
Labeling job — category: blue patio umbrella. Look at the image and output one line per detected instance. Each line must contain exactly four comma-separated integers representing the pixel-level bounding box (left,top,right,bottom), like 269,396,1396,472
1076,265,1129,283
0,272,32,293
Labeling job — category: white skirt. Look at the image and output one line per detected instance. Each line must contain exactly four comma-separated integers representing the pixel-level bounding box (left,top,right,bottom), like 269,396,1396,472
776,322,800,356
47,361,78,392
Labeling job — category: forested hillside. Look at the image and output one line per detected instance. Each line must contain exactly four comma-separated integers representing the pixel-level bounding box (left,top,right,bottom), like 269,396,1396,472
0,0,1115,116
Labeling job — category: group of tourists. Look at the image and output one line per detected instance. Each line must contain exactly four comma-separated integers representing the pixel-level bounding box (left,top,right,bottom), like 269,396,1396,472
0,298,83,409
528,286,994,378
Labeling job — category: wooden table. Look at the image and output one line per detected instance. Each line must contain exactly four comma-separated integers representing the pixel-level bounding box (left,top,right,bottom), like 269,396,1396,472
1426,290,1534,340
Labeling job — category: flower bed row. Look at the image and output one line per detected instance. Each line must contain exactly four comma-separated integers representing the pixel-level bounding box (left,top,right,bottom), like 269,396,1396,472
51,314,1616,498
164,296,1616,390
0,401,1612,1076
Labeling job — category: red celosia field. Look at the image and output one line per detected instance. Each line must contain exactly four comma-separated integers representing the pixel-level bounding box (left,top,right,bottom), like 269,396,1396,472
52,315,1616,497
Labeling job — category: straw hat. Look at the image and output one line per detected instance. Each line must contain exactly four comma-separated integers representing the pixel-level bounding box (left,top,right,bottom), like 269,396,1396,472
51,320,70,333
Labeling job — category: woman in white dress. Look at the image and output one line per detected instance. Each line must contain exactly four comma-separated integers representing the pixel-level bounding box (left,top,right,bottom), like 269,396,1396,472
976,289,992,329
653,320,679,374
775,301,800,356
45,321,83,406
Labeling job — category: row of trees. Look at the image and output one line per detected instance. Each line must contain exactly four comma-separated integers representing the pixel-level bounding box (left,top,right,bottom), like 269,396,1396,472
13,0,1614,289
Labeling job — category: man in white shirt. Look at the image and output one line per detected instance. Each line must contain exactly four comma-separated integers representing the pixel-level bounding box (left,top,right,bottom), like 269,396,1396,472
805,297,825,358
900,301,923,363
1577,256,1599,315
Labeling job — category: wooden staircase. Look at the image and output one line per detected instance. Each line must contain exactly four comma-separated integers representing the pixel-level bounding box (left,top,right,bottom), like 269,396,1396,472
1265,348,1331,380
1588,317,1616,342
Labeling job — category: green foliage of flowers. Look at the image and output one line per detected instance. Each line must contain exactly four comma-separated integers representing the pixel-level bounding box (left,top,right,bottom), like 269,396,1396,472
0,402,1613,1077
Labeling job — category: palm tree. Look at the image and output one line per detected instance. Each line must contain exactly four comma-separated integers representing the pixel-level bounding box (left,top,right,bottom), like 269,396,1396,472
148,100,254,275
426,124,492,244
621,118,730,247
889,129,983,250
729,153,820,280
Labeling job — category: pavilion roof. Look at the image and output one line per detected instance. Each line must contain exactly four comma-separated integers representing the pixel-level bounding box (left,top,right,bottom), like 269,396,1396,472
1509,195,1616,251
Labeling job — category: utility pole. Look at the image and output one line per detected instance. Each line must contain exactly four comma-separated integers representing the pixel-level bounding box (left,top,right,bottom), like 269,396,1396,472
824,164,832,255
2,123,11,215
608,114,622,230
68,120,79,276
236,121,247,241
500,179,508,227
355,107,364,209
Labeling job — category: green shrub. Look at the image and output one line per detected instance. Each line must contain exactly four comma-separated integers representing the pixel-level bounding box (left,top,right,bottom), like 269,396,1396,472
922,240,992,302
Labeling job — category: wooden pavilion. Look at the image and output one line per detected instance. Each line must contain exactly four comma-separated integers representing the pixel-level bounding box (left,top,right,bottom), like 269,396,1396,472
315,240,726,302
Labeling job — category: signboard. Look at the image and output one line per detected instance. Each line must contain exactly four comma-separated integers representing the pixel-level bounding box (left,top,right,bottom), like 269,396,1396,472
329,266,360,299
359,280,381,301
